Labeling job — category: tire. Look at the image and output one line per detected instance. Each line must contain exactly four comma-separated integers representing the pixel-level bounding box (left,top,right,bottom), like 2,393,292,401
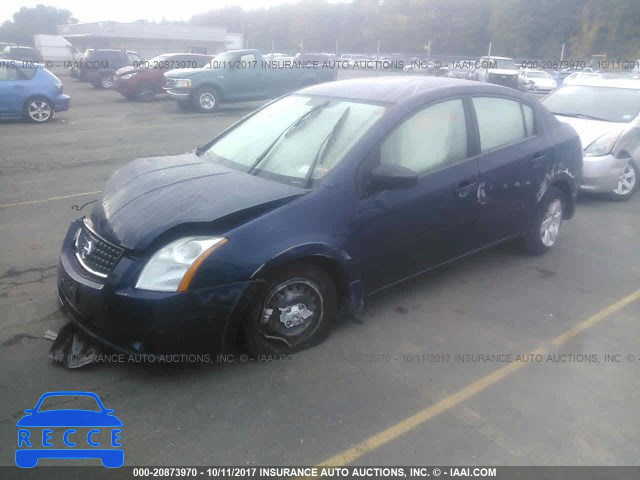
242,263,338,355
24,97,54,123
95,73,114,89
523,186,564,255
135,83,155,102
192,86,220,113
177,100,192,111
609,160,638,201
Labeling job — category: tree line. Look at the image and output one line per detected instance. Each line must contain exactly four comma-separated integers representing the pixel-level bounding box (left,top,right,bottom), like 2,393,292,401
191,0,640,60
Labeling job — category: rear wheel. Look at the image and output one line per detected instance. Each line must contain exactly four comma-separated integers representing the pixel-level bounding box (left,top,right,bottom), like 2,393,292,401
95,73,114,89
24,97,54,123
242,263,337,355
523,186,564,255
609,160,637,200
192,87,220,113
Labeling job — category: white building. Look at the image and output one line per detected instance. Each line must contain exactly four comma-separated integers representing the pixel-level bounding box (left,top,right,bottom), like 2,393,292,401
57,21,244,58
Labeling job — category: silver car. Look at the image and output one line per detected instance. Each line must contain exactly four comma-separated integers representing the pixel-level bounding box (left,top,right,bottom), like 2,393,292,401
541,78,639,200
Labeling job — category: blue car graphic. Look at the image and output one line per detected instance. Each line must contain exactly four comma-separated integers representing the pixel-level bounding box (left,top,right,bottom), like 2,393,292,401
16,391,123,468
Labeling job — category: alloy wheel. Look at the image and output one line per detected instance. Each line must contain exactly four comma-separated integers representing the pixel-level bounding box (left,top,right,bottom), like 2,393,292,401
540,199,562,247
612,162,636,196
28,100,52,122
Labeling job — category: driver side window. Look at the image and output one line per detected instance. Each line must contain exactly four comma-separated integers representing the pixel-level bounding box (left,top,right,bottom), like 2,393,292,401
380,99,468,175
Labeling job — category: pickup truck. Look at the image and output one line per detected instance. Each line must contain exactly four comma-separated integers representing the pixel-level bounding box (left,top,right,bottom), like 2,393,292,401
470,56,520,90
163,49,337,113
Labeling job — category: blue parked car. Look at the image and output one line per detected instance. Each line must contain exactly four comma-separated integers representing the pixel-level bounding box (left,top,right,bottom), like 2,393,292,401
57,77,582,357
0,59,70,122
16,391,123,468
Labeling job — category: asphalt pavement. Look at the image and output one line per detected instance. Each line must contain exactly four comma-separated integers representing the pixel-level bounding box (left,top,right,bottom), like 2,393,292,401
0,72,639,468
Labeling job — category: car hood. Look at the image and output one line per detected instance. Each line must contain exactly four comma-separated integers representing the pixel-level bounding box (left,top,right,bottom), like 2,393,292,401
530,77,556,87
115,65,136,76
90,153,307,251
553,116,625,149
164,67,207,78
488,69,519,75
16,410,123,427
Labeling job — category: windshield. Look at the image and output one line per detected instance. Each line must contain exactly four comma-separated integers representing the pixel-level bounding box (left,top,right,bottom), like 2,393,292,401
542,85,640,123
486,59,516,70
205,52,236,68
200,95,386,186
37,395,101,412
146,54,170,64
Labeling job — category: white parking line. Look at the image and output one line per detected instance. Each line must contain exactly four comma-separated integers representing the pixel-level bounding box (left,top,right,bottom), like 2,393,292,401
0,191,102,208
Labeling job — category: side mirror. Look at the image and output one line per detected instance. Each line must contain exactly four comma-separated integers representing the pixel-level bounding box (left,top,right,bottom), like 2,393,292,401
367,163,418,192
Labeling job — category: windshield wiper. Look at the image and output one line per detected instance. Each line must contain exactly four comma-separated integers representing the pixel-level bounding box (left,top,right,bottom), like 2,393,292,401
304,107,351,187
247,101,330,174
554,112,612,122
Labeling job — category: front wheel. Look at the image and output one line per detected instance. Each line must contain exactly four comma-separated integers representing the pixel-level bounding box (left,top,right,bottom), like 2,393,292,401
242,263,337,355
192,87,220,113
523,186,564,255
609,160,638,200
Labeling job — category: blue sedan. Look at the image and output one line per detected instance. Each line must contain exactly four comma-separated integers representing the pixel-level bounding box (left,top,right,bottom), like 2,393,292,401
0,59,70,122
57,76,582,357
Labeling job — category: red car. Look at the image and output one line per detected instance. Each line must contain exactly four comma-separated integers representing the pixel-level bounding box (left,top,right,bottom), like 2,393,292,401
113,53,213,101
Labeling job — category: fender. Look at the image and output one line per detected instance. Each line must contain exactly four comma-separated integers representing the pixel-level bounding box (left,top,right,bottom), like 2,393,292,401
251,242,364,315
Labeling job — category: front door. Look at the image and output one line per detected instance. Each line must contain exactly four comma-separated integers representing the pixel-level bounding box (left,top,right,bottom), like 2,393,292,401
357,98,481,292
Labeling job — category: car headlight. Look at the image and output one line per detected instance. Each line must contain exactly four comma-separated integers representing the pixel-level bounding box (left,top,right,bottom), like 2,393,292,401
119,72,137,80
584,129,624,157
136,237,227,292
174,79,191,88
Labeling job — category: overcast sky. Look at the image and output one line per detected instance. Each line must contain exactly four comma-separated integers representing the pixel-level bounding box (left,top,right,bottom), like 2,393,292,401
1,1,349,24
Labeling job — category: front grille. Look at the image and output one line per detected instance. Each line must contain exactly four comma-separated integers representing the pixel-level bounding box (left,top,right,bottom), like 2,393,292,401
488,73,518,88
163,78,175,89
74,222,123,277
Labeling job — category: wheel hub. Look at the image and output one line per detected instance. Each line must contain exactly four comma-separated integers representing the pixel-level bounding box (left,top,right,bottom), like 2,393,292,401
260,278,323,343
278,303,314,328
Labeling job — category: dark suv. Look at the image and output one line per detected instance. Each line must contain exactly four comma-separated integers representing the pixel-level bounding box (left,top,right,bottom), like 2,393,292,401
0,45,43,63
75,49,144,89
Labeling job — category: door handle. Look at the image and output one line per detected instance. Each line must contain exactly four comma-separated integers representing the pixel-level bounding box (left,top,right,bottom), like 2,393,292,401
530,152,545,165
455,181,478,198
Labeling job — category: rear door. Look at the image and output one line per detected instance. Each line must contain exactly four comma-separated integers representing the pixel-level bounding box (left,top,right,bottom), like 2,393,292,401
357,98,481,292
469,96,550,245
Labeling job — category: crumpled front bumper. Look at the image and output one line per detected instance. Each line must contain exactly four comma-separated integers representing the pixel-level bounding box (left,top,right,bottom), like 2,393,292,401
57,220,258,356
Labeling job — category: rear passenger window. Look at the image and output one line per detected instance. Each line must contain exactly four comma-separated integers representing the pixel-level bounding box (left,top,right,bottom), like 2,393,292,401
472,97,526,152
522,104,535,136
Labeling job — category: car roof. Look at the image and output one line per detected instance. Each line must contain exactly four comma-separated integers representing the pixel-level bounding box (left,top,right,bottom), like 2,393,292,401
0,58,43,67
298,76,523,104
480,56,513,60
562,77,640,89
